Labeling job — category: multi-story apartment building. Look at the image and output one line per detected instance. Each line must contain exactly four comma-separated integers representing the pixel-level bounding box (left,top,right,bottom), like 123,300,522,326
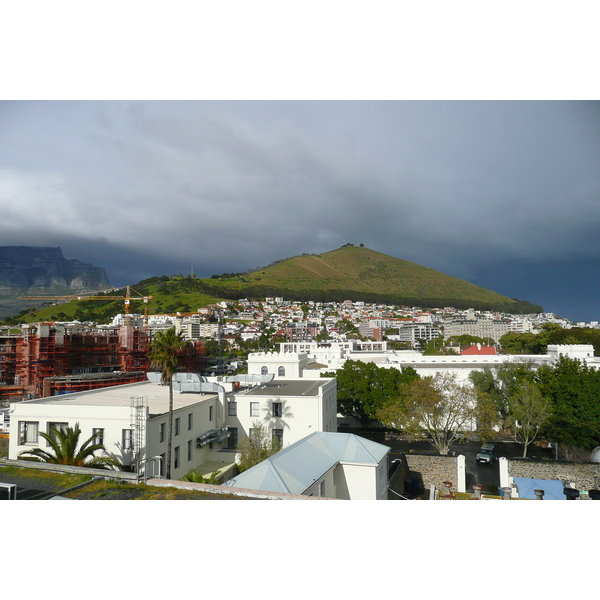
285,321,321,342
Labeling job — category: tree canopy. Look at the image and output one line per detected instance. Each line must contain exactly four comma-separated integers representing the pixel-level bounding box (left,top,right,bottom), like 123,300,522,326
323,360,419,427
377,373,495,454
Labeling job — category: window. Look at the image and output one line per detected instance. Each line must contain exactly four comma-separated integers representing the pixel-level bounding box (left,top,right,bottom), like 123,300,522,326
19,421,39,445
228,401,237,416
250,402,259,417
273,402,282,417
278,366,285,377
122,429,133,451
174,446,180,469
92,428,104,446
209,406,213,422
159,422,165,443
46,422,68,446
227,427,238,449
160,453,166,477
188,413,193,430
320,480,325,497
175,417,180,436
187,439,192,461
261,366,268,375
272,429,283,447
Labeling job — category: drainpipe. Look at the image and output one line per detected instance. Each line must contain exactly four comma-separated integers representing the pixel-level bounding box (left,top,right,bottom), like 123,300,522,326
534,489,544,500
501,486,512,500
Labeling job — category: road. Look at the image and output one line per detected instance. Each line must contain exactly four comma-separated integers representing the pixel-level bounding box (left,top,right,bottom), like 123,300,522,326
358,431,556,495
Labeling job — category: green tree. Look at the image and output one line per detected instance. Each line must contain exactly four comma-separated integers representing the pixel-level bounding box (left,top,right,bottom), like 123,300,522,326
506,380,552,458
181,469,221,484
18,423,121,469
377,373,486,455
536,355,600,449
236,421,281,472
323,360,419,427
470,362,537,430
148,327,188,479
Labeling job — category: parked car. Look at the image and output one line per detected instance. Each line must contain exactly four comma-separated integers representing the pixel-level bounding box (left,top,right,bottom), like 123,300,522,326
476,443,497,465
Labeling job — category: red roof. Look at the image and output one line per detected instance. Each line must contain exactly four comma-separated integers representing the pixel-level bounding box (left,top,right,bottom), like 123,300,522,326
460,344,497,355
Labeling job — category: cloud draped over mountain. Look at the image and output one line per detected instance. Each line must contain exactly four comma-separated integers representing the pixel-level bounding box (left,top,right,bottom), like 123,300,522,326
0,100,599,320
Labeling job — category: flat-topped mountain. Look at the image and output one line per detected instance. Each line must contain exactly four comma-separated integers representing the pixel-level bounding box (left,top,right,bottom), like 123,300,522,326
0,246,110,318
0,246,110,290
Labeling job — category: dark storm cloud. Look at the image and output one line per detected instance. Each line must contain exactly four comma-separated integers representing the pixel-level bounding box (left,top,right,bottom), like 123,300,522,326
0,100,599,320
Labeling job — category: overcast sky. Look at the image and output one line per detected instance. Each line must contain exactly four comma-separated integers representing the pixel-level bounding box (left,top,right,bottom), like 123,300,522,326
1,100,599,321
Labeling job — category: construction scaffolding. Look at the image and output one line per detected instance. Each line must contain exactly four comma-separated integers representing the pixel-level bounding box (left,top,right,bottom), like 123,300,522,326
1,322,205,401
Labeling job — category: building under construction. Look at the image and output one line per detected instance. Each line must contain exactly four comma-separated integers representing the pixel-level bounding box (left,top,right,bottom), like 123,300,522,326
0,323,206,401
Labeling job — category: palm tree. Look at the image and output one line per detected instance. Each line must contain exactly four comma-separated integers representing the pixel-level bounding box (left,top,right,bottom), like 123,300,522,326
148,327,187,479
18,423,121,469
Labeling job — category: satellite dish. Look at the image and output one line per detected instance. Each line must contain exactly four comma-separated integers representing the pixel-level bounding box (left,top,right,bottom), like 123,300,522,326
590,447,600,463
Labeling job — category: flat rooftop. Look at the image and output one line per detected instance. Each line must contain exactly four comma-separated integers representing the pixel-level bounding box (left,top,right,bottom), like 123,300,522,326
242,379,331,397
18,380,218,415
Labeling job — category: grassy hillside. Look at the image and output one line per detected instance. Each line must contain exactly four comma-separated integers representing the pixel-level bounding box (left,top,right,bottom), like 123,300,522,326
203,246,541,312
6,246,542,323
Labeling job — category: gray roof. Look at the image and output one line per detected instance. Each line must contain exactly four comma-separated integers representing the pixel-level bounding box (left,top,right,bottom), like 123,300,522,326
224,432,389,496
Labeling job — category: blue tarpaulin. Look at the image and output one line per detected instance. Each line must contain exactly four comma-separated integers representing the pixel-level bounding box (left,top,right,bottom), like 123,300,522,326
513,477,566,500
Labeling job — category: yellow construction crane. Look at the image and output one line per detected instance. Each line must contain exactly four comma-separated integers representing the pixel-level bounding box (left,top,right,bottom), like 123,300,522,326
20,286,154,322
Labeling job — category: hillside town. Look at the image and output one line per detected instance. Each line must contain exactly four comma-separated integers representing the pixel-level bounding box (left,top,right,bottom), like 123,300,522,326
2,296,600,500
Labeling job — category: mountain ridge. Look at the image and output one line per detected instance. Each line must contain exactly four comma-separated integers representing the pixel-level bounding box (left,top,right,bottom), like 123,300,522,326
5,245,543,323
0,246,110,318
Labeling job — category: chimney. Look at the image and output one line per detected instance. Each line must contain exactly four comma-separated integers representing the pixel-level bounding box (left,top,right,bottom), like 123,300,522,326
563,487,580,500
501,486,512,500
534,489,545,500
472,484,482,500
442,481,454,498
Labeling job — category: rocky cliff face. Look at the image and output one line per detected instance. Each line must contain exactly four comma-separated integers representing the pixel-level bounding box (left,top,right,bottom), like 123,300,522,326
0,246,110,290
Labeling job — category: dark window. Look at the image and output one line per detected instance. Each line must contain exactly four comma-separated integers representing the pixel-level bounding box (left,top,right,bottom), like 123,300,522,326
272,429,283,447
273,402,282,417
227,427,238,449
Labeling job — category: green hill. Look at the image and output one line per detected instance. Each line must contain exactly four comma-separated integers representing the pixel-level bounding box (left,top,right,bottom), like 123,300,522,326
8,246,542,324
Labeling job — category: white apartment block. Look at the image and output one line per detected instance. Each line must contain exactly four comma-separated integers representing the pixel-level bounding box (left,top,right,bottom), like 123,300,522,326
9,377,233,481
442,319,510,343
223,376,338,450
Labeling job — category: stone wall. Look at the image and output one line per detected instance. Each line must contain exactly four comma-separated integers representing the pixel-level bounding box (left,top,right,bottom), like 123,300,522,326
406,453,460,493
508,458,600,494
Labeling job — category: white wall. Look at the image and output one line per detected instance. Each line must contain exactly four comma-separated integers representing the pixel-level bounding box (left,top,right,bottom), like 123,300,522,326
225,379,337,449
9,401,132,464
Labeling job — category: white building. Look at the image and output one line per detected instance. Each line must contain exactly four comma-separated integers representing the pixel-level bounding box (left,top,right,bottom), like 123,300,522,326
223,375,338,449
224,431,390,500
249,343,600,386
8,369,338,480
9,376,235,481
